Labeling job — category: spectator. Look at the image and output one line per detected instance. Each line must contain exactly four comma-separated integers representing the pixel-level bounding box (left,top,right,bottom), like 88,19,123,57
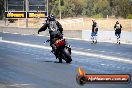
91,19,98,44
114,21,122,44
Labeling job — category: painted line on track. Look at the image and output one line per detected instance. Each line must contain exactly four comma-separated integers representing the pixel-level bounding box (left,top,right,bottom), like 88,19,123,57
0,40,132,64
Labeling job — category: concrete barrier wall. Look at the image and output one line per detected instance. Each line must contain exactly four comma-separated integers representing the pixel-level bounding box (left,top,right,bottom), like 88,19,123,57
0,27,46,35
0,27,132,43
0,27,82,38
82,30,132,43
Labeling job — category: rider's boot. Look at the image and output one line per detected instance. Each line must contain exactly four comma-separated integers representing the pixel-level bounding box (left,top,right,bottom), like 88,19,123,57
58,58,62,63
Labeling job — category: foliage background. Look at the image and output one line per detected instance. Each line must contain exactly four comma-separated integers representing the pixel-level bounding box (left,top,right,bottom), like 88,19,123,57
0,0,132,19
49,0,132,19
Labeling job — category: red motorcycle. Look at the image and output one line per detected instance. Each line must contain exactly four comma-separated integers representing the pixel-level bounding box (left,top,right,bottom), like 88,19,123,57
53,38,72,63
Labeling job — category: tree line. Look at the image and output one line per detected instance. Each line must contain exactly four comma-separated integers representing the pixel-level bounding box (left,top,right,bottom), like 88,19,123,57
0,0,132,20
49,0,132,19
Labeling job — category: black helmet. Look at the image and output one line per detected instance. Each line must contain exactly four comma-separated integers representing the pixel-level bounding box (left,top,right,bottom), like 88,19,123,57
48,14,55,21
116,21,119,24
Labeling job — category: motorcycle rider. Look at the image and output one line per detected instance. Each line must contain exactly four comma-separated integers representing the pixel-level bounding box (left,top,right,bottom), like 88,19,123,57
114,21,122,44
38,14,63,62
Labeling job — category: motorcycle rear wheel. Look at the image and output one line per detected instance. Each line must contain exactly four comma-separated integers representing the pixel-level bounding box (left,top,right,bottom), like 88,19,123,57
63,48,72,63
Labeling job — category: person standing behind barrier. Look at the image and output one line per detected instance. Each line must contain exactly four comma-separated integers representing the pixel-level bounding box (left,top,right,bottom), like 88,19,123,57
91,19,98,44
114,21,122,44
